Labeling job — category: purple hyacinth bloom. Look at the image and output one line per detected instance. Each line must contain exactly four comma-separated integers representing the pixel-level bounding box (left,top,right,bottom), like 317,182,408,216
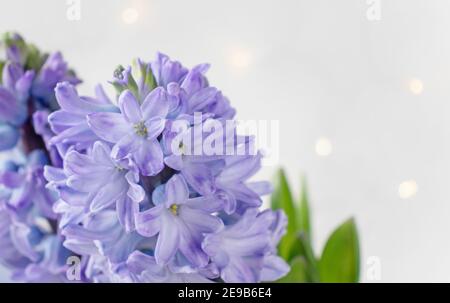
83,252,214,283
0,33,90,282
0,34,81,153
3,33,26,64
0,62,34,127
43,162,89,229
61,141,145,231
259,209,290,281
9,233,72,283
213,154,272,214
149,52,235,119
0,150,56,219
32,52,81,108
124,251,213,283
87,88,169,176
33,52,289,283
202,208,288,283
136,174,223,266
0,207,30,269
163,120,270,214
62,210,144,265
33,110,65,167
162,119,220,196
0,151,72,282
0,212,71,282
151,52,189,88
48,82,117,151
184,87,235,119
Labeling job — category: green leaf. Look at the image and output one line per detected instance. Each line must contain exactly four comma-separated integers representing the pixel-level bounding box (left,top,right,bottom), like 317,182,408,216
318,218,360,283
281,233,302,262
0,61,5,84
135,58,157,93
298,233,320,282
297,177,311,240
271,169,297,260
3,32,26,51
277,256,309,283
270,168,294,214
24,44,44,71
126,74,139,100
144,67,157,92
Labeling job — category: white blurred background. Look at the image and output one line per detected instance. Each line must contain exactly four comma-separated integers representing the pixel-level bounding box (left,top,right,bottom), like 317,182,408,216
1,0,450,282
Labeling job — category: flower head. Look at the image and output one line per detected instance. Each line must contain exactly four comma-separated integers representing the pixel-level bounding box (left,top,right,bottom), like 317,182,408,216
47,141,145,232
0,50,289,283
202,208,289,283
44,53,287,282
0,151,73,282
0,33,80,152
48,82,117,151
87,88,169,176
136,174,223,266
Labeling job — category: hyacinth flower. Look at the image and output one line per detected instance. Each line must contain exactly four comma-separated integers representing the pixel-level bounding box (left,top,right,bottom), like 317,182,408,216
42,52,289,283
87,88,170,176
61,141,145,230
0,62,33,150
135,174,223,266
48,82,117,151
161,118,270,214
61,210,145,265
0,33,81,282
208,152,273,214
202,208,290,283
123,251,214,283
0,34,361,284
0,33,80,152
0,151,72,282
32,110,65,167
31,52,81,109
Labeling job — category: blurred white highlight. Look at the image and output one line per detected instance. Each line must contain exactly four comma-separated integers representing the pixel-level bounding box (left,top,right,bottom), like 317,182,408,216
409,78,424,95
122,7,139,24
315,137,333,157
398,180,418,199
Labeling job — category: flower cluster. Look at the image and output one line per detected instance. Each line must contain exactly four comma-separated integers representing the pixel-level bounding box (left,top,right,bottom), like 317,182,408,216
0,34,289,282
46,53,289,282
0,33,80,281
0,33,80,152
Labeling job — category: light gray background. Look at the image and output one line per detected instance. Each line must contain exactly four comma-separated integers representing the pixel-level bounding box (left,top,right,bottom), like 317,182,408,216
1,0,449,282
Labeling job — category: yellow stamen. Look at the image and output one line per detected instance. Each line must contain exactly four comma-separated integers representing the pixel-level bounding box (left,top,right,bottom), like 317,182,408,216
170,204,179,215
134,121,148,137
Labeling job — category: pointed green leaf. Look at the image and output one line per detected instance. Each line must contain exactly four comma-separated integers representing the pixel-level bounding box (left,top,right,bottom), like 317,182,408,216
0,61,5,84
144,66,157,92
277,256,309,283
298,232,320,282
25,44,44,71
126,74,139,100
281,233,302,262
318,218,360,283
270,169,294,215
297,177,311,239
135,58,157,92
271,169,297,260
